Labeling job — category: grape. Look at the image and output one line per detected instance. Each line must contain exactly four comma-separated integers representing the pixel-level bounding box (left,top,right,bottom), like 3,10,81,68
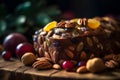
2,51,12,60
3,33,27,56
16,42,35,58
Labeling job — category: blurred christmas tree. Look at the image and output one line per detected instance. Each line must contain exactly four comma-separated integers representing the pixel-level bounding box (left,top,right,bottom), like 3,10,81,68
0,0,61,43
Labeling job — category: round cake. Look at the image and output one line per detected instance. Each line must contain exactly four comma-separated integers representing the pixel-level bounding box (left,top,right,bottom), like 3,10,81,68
33,17,120,65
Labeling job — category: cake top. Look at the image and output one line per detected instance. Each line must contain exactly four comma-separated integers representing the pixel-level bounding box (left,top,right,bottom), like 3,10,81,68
34,17,120,39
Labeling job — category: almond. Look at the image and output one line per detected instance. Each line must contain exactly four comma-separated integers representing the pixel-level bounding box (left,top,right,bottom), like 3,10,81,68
43,41,48,51
53,64,61,70
92,36,99,43
77,42,84,52
86,37,93,46
38,36,43,45
65,49,74,59
38,47,44,57
68,46,75,51
44,51,51,59
76,66,88,73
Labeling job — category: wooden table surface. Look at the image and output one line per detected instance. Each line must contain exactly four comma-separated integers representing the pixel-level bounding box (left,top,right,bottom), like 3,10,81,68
0,56,120,80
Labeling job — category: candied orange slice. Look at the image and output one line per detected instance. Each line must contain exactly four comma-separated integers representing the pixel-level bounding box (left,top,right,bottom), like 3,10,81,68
88,19,100,29
43,21,57,32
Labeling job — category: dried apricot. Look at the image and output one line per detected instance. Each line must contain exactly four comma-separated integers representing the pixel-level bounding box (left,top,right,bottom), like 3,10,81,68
88,19,100,29
43,21,57,32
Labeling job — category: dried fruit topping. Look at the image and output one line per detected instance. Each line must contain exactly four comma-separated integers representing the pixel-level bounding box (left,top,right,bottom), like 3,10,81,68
43,21,57,32
88,19,100,29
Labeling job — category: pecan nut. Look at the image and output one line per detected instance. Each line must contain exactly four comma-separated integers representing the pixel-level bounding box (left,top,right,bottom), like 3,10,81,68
32,57,52,69
105,60,119,68
57,21,66,28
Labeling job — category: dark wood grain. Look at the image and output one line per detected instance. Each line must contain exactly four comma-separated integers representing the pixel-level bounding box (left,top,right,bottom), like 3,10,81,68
0,57,120,80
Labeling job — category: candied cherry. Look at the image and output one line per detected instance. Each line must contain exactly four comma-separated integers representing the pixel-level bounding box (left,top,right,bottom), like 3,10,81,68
77,61,86,67
62,60,74,71
87,19,100,29
2,51,12,60
43,21,57,32
16,42,35,58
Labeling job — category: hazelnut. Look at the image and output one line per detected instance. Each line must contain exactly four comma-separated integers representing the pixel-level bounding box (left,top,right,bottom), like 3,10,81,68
21,52,36,65
86,58,106,73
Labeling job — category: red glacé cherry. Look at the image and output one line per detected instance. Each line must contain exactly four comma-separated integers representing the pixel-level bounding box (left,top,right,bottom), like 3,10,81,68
16,42,35,58
2,51,12,60
62,60,74,71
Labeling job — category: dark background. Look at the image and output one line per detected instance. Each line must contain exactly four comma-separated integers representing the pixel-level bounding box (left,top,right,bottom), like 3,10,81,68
0,0,120,44
1,0,120,18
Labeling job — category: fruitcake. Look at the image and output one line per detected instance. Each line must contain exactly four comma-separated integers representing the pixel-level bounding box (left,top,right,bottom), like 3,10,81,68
33,17,120,65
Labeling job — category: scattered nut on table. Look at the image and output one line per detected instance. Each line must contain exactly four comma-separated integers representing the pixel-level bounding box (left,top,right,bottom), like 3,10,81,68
32,57,52,69
53,64,61,70
86,57,106,73
21,52,36,66
76,66,88,73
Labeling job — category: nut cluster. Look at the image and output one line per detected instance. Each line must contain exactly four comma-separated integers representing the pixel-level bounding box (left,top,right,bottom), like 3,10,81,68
32,17,120,73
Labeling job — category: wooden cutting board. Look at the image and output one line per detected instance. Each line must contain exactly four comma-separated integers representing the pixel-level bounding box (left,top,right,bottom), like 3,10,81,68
0,57,120,80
